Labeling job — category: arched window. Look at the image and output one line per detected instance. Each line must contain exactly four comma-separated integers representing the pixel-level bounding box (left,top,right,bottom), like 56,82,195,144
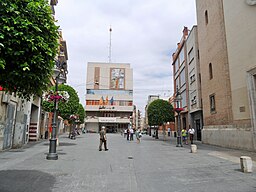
209,63,213,79
205,10,208,25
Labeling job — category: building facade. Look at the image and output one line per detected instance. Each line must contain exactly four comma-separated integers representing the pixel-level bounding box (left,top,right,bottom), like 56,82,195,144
0,0,68,151
172,27,190,135
85,62,133,133
196,0,256,150
186,26,203,141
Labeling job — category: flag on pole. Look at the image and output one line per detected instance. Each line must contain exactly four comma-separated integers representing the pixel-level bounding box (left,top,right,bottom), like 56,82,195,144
99,96,104,105
105,96,109,105
110,96,114,105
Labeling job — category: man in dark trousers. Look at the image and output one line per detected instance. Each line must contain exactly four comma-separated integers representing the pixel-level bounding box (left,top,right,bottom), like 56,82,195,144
99,126,108,151
188,125,195,144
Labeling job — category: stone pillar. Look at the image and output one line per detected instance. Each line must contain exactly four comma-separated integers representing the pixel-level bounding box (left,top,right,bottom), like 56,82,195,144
191,144,197,153
240,156,253,173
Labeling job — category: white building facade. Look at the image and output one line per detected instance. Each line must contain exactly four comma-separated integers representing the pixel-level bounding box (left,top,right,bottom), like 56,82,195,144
186,26,203,141
85,62,133,133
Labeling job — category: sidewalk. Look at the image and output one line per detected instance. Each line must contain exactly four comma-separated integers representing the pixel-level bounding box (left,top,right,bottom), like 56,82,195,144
0,133,255,192
154,132,256,164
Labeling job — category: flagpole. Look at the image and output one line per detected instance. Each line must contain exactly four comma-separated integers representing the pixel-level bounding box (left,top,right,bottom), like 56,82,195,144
108,26,112,63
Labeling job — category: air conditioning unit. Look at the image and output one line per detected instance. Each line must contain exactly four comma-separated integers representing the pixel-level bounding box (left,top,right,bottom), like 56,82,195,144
2,93,11,103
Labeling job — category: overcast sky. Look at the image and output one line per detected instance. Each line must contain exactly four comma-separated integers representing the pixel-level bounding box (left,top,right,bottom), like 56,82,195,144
55,0,197,115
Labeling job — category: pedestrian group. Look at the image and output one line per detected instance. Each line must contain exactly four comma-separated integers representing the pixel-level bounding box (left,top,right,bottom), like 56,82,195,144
98,125,195,152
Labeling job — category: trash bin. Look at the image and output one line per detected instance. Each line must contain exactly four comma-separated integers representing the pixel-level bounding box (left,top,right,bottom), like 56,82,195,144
174,131,177,137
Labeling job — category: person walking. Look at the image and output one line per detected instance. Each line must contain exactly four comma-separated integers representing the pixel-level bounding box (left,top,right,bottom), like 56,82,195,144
182,127,188,145
130,128,134,141
99,126,108,151
168,127,171,137
126,128,130,140
135,129,141,144
124,128,127,138
188,125,195,144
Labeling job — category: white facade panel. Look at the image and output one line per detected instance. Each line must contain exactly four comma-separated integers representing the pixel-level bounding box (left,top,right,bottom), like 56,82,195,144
85,62,133,133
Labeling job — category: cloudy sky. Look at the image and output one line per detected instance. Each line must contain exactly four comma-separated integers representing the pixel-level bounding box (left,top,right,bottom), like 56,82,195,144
55,0,197,115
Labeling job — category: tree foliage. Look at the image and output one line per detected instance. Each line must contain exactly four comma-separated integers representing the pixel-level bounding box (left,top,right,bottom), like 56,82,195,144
147,99,174,126
0,0,59,99
42,84,83,122
77,103,85,124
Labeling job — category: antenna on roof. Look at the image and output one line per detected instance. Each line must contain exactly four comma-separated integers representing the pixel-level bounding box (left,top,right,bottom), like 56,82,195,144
108,26,112,63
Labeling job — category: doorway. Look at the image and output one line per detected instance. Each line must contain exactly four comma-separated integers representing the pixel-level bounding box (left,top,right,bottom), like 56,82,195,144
3,104,16,150
195,119,201,141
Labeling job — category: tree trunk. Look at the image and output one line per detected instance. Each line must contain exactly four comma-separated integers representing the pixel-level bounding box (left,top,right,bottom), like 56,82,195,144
155,127,159,139
163,124,166,141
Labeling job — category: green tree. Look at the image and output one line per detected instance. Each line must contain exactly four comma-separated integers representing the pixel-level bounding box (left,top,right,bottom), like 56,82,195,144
147,99,174,139
77,103,85,124
42,84,80,121
0,0,59,99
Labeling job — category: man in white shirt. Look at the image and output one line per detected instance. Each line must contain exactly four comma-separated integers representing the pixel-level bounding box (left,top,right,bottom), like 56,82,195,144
188,125,195,144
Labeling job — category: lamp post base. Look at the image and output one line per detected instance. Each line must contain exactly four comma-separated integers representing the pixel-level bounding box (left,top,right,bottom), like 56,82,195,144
46,138,58,160
46,153,58,160
176,136,183,147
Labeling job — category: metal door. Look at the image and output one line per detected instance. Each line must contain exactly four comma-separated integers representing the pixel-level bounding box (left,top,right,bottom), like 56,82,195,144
3,104,15,149
22,114,28,144
196,119,201,141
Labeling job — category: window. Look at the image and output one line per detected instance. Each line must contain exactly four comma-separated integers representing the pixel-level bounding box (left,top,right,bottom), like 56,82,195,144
119,101,126,106
188,47,194,63
175,59,179,73
210,94,216,112
104,113,115,117
205,10,208,25
181,90,187,108
209,63,213,79
190,74,196,84
191,96,197,105
182,117,186,130
180,68,186,86
179,48,185,64
175,78,179,90
86,100,92,105
190,91,197,106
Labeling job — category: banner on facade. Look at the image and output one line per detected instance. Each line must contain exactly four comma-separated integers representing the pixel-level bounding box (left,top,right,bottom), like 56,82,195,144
99,117,117,123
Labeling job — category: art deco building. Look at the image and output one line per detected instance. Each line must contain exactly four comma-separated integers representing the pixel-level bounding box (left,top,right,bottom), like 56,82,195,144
85,62,133,133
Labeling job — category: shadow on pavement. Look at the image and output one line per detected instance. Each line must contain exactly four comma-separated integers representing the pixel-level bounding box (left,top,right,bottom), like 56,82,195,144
0,170,56,192
44,142,77,146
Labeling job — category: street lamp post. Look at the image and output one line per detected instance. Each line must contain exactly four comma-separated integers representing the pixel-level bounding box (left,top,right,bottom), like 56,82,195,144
46,61,67,160
175,88,183,147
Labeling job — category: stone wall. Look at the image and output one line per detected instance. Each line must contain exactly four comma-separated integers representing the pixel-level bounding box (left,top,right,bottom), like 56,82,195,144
202,125,254,151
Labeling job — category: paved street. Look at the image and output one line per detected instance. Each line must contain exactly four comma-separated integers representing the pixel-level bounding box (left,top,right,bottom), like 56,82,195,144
0,133,256,192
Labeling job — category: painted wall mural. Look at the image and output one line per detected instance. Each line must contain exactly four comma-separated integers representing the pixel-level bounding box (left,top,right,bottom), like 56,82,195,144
110,68,125,89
